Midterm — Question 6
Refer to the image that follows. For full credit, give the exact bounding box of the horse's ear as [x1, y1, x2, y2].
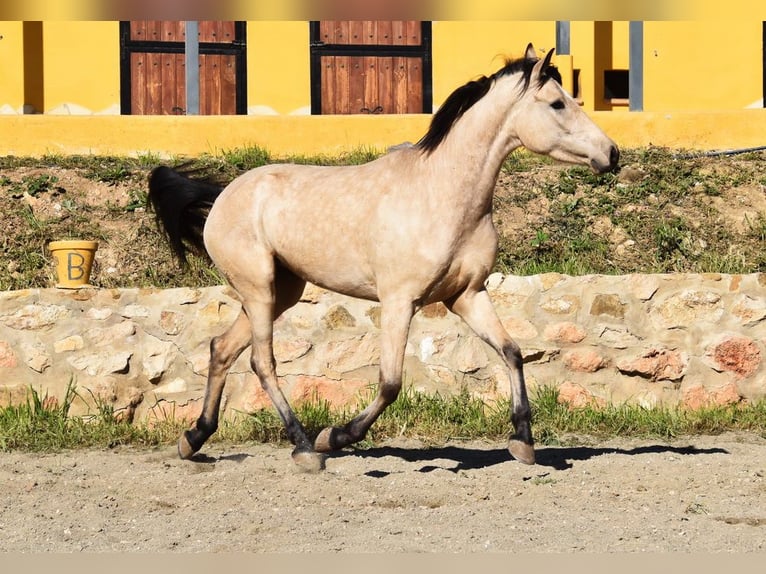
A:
[525, 43, 537, 60]
[532, 47, 556, 77]
[542, 47, 555, 68]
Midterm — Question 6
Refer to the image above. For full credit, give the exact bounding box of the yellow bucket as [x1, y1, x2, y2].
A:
[48, 240, 98, 288]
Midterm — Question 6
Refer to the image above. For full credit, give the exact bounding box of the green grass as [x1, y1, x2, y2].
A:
[2, 383, 765, 453]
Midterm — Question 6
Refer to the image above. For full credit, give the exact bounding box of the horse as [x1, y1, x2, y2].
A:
[148, 44, 619, 472]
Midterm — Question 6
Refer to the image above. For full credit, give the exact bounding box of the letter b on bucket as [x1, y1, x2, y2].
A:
[48, 240, 98, 288]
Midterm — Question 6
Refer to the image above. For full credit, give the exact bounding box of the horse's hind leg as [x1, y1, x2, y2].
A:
[445, 288, 535, 465]
[178, 310, 251, 459]
[237, 265, 324, 472]
[315, 299, 414, 452]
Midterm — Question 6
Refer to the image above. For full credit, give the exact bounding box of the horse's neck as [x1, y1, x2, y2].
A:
[425, 84, 521, 214]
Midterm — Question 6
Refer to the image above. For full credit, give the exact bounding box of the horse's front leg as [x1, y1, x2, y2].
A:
[314, 299, 414, 452]
[445, 287, 535, 465]
[178, 310, 252, 459]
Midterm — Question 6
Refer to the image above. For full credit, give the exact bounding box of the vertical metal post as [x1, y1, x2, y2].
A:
[556, 21, 570, 55]
[629, 21, 644, 111]
[185, 21, 200, 115]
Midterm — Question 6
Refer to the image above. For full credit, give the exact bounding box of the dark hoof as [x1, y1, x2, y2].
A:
[291, 447, 326, 473]
[177, 431, 197, 460]
[508, 439, 535, 465]
[313, 426, 336, 453]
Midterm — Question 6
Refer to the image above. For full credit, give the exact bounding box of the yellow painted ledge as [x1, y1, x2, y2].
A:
[1, 110, 765, 158]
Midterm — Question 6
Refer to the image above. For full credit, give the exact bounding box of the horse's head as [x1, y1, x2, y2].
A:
[512, 44, 619, 174]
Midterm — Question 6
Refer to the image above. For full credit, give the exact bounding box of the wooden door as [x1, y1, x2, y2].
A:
[310, 21, 432, 115]
[120, 21, 246, 115]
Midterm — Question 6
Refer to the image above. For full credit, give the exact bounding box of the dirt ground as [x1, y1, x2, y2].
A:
[1, 431, 765, 553]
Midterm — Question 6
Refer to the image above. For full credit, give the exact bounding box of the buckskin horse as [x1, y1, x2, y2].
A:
[148, 44, 619, 472]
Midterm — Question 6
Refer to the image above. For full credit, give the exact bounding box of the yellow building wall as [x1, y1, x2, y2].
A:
[430, 21, 554, 106]
[0, 20, 763, 117]
[246, 21, 310, 114]
[644, 21, 763, 110]
[0, 21, 26, 113]
[42, 21, 120, 114]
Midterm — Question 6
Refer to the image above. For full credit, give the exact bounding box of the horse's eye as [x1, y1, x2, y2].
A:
[550, 100, 565, 110]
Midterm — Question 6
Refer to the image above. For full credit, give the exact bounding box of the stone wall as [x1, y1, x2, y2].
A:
[1, 272, 765, 423]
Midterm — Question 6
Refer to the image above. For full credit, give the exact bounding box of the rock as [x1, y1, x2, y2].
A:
[273, 337, 312, 362]
[419, 302, 448, 319]
[159, 310, 186, 335]
[557, 381, 605, 408]
[652, 290, 723, 329]
[484, 272, 504, 290]
[563, 348, 609, 372]
[322, 304, 357, 329]
[707, 336, 761, 379]
[682, 382, 742, 409]
[86, 321, 136, 347]
[0, 341, 18, 368]
[454, 336, 489, 373]
[320, 333, 380, 375]
[120, 304, 150, 318]
[67, 351, 132, 377]
[365, 306, 382, 328]
[540, 295, 580, 315]
[85, 307, 113, 321]
[2, 304, 70, 330]
[54, 335, 84, 353]
[616, 348, 687, 381]
[289, 375, 368, 408]
[502, 316, 538, 340]
[590, 294, 626, 319]
[543, 322, 586, 344]
[141, 337, 177, 383]
[22, 340, 50, 373]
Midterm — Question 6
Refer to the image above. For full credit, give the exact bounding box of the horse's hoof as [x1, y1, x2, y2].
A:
[291, 448, 326, 473]
[313, 427, 336, 453]
[508, 439, 535, 465]
[177, 432, 197, 460]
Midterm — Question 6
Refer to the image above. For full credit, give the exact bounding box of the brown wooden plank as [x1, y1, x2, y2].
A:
[160, 52, 175, 114]
[208, 55, 222, 115]
[348, 21, 364, 45]
[363, 56, 379, 112]
[377, 56, 393, 113]
[377, 21, 393, 45]
[200, 21, 232, 43]
[361, 21, 377, 45]
[336, 56, 351, 113]
[160, 21, 183, 42]
[220, 55, 237, 114]
[130, 52, 145, 114]
[406, 21, 421, 45]
[321, 56, 337, 114]
[406, 57, 422, 112]
[145, 52, 163, 114]
[348, 56, 365, 114]
[391, 21, 406, 45]
[392, 56, 408, 114]
[130, 21, 147, 41]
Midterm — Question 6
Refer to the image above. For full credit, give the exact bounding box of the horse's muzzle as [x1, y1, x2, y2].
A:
[591, 145, 620, 174]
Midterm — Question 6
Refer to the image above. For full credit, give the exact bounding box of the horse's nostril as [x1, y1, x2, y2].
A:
[609, 145, 620, 168]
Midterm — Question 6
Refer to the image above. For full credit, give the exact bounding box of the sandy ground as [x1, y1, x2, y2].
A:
[1, 432, 765, 553]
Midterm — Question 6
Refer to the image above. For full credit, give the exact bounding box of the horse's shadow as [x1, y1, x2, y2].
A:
[334, 442, 730, 476]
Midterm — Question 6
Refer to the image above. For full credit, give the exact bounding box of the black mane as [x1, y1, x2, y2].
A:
[416, 56, 561, 154]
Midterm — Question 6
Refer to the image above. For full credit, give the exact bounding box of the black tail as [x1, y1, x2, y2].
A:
[147, 165, 226, 265]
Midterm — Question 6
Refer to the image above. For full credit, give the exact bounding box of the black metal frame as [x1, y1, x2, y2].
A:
[119, 21, 248, 115]
[763, 22, 766, 108]
[309, 21, 433, 115]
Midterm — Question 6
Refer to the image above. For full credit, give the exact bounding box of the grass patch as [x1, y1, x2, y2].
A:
[2, 384, 765, 454]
